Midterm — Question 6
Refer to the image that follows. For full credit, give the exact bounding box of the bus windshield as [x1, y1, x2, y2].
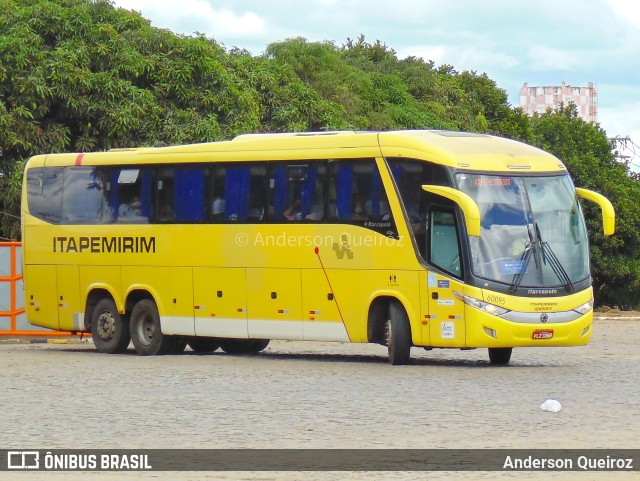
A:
[456, 173, 590, 289]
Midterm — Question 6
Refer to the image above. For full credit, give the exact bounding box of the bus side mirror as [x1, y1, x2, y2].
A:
[575, 188, 616, 236]
[421, 185, 481, 237]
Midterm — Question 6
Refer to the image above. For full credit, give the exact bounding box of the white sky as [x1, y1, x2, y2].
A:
[111, 0, 640, 165]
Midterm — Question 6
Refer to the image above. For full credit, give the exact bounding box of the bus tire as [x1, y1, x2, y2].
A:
[218, 339, 269, 354]
[129, 299, 173, 355]
[385, 301, 412, 365]
[91, 299, 130, 354]
[188, 338, 220, 353]
[488, 347, 512, 365]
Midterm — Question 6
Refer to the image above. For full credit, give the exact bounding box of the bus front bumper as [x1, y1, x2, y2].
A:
[465, 309, 593, 348]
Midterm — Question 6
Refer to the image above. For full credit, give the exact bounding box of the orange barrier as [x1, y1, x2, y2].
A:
[0, 242, 81, 337]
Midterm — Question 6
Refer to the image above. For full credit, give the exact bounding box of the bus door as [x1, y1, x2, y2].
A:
[426, 208, 466, 348]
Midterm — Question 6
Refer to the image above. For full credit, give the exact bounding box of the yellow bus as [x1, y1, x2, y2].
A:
[21, 130, 615, 364]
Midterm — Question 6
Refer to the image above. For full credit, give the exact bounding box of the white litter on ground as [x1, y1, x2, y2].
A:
[540, 399, 562, 412]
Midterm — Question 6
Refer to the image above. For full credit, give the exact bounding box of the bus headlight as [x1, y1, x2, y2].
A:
[453, 291, 509, 316]
[573, 299, 594, 315]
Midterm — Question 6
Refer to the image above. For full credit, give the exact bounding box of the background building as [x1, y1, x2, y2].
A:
[519, 81, 597, 122]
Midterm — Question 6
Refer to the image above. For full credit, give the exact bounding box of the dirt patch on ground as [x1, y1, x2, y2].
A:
[595, 307, 640, 318]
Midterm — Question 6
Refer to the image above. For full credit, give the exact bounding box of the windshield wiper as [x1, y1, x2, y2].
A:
[535, 223, 575, 293]
[508, 224, 537, 294]
[508, 241, 533, 294]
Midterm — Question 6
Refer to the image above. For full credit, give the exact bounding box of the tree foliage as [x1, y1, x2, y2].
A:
[1, 0, 638, 306]
[529, 104, 640, 308]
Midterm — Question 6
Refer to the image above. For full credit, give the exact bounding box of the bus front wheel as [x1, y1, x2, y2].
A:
[488, 347, 512, 365]
[91, 299, 130, 354]
[129, 299, 173, 355]
[385, 302, 412, 365]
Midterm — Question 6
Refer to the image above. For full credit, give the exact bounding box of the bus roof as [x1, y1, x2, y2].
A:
[378, 130, 565, 172]
[28, 130, 566, 173]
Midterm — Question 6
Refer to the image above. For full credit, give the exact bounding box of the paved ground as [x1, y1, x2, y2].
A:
[1, 316, 639, 480]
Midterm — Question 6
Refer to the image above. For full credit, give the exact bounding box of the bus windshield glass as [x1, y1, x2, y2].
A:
[456, 173, 590, 289]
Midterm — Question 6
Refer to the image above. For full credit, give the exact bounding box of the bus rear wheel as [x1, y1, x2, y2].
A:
[385, 302, 412, 365]
[129, 299, 173, 355]
[91, 299, 130, 354]
[488, 347, 512, 365]
[188, 338, 220, 353]
[218, 339, 270, 354]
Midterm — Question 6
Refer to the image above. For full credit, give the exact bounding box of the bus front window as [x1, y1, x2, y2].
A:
[456, 173, 590, 290]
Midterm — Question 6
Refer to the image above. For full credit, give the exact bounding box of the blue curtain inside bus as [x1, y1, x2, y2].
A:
[225, 167, 250, 220]
[141, 171, 152, 219]
[336, 165, 352, 220]
[174, 169, 204, 221]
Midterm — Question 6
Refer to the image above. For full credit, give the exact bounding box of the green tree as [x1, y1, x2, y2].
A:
[226, 47, 346, 132]
[0, 0, 261, 238]
[530, 104, 640, 308]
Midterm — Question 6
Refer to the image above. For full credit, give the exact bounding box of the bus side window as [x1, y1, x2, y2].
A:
[333, 164, 352, 221]
[388, 158, 451, 219]
[26, 167, 63, 224]
[268, 163, 325, 222]
[224, 164, 267, 222]
[156, 166, 206, 223]
[248, 166, 267, 221]
[210, 167, 226, 221]
[113, 168, 151, 224]
[328, 160, 397, 237]
[366, 166, 391, 221]
[301, 164, 325, 221]
[156, 167, 175, 221]
[429, 209, 461, 277]
[330, 162, 371, 221]
[329, 161, 392, 220]
[175, 168, 206, 222]
[61, 167, 111, 224]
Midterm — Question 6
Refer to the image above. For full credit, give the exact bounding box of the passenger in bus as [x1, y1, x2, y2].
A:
[408, 210, 422, 231]
[327, 203, 338, 220]
[211, 196, 225, 220]
[158, 204, 174, 220]
[118, 196, 146, 222]
[246, 193, 264, 221]
[352, 195, 367, 220]
[365, 199, 391, 220]
[380, 201, 391, 220]
[248, 205, 263, 221]
[305, 202, 324, 221]
[284, 199, 302, 220]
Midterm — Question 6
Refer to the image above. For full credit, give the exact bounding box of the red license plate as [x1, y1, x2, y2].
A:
[532, 329, 554, 340]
